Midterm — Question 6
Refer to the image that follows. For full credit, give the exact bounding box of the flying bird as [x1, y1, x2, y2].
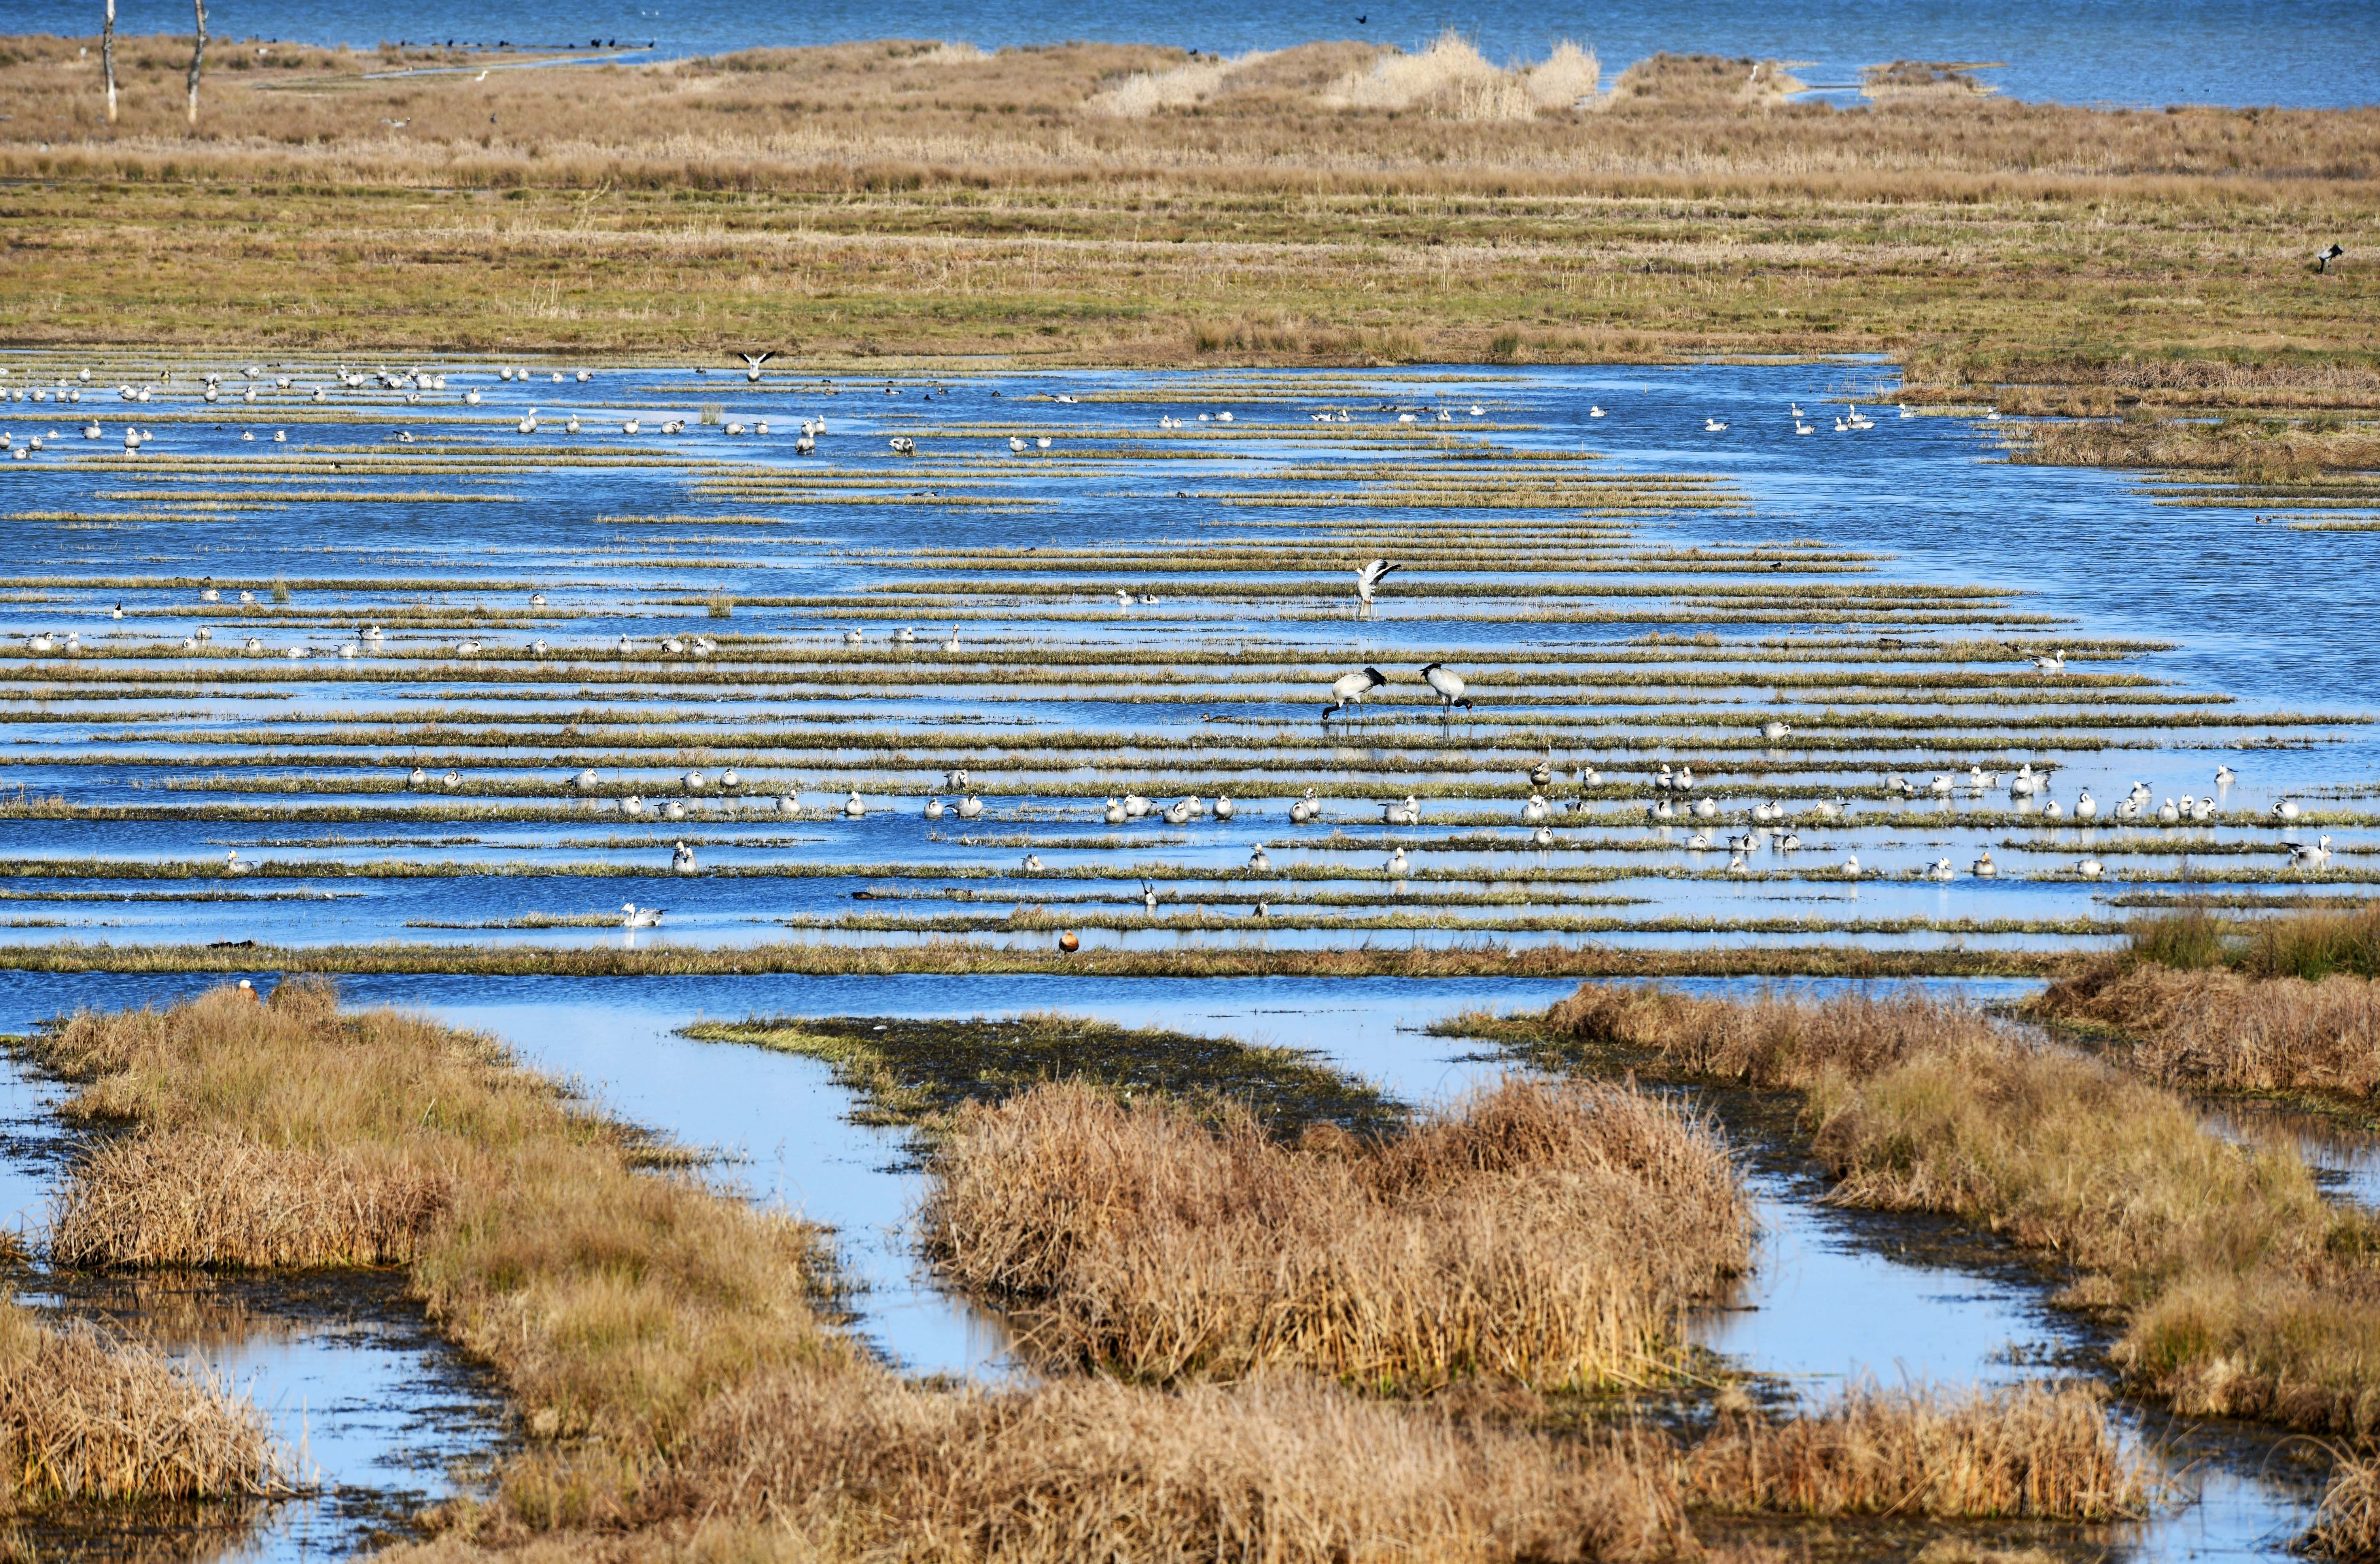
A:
[2316, 243, 2344, 272]
[741, 352, 774, 381]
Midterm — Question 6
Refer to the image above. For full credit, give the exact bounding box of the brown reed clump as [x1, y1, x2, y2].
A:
[1531, 982, 2380, 1434]
[1545, 983, 2005, 1088]
[49, 1130, 445, 1269]
[2030, 959, 2380, 1100]
[0, 1295, 288, 1507]
[29, 979, 851, 1450]
[1682, 1382, 2145, 1520]
[923, 1078, 1750, 1388]
[2299, 1447, 2380, 1560]
[652, 1365, 1688, 1564]
[1807, 1029, 2332, 1290]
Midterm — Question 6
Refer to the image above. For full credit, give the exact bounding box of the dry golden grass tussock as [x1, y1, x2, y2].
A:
[2299, 1447, 2380, 1560]
[30, 980, 851, 1450]
[1315, 33, 1595, 120]
[50, 1130, 443, 1269]
[923, 1077, 1750, 1388]
[0, 1296, 288, 1509]
[1682, 1382, 2146, 1520]
[656, 1367, 1687, 1564]
[1546, 983, 2006, 1089]
[2031, 960, 2380, 1099]
[1806, 1030, 2330, 1289]
[1087, 49, 1279, 117]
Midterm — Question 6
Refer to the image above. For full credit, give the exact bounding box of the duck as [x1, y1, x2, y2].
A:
[894, 627, 916, 645]
[845, 790, 867, 819]
[1122, 793, 1150, 818]
[1705, 418, 1728, 432]
[529, 592, 547, 608]
[1249, 844, 1271, 872]
[2011, 764, 2038, 797]
[1529, 754, 1554, 789]
[682, 770, 707, 792]
[1163, 797, 1198, 826]
[1387, 846, 1409, 878]
[575, 769, 600, 791]
[621, 903, 664, 929]
[2215, 764, 2237, 787]
[442, 770, 462, 790]
[1104, 797, 1126, 824]
[1589, 405, 1605, 418]
[1210, 794, 1235, 821]
[1022, 854, 1044, 872]
[1289, 789, 1320, 824]
[2275, 799, 2302, 821]
[2287, 835, 2334, 869]
[408, 766, 428, 789]
[1523, 794, 1550, 823]
[1686, 829, 1713, 850]
[1841, 854, 1860, 878]
[719, 770, 740, 791]
[223, 850, 250, 877]
[2078, 858, 2103, 879]
[1694, 796, 1719, 820]
[2075, 789, 2098, 820]
[778, 793, 801, 816]
[844, 629, 864, 646]
[942, 628, 962, 653]
[1930, 858, 1956, 882]
[957, 794, 984, 820]
[925, 796, 946, 820]
[1142, 880, 1160, 914]
[2043, 799, 2065, 819]
[672, 841, 698, 874]
[1385, 795, 1421, 826]
[1727, 853, 1748, 874]
[1972, 850, 1997, 878]
[1761, 720, 1792, 742]
[2032, 649, 2066, 673]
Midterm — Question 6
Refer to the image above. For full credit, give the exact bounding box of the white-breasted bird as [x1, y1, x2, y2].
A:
[1420, 662, 1470, 711]
[672, 841, 697, 874]
[1355, 559, 1398, 616]
[846, 790, 867, 818]
[622, 903, 664, 928]
[1324, 667, 1387, 721]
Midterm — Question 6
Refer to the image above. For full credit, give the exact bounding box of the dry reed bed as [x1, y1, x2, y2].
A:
[925, 1079, 1750, 1387]
[1533, 986, 2380, 1434]
[0, 1296, 290, 1511]
[2301, 1447, 2380, 1560]
[36, 981, 2147, 1559]
[1680, 1383, 2144, 1520]
[2030, 961, 2380, 1100]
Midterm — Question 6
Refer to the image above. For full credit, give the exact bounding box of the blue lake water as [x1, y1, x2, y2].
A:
[11, 0, 2376, 108]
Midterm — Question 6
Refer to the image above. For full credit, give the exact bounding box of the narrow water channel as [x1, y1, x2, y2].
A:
[0, 969, 2358, 1561]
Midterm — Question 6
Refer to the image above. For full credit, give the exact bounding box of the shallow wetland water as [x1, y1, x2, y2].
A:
[0, 358, 2374, 1559]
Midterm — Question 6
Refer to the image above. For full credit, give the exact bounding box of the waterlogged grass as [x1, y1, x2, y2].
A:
[683, 1013, 1403, 1141]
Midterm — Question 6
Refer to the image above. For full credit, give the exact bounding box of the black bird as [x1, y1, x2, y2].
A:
[1355, 13, 1367, 21]
[2316, 243, 2345, 272]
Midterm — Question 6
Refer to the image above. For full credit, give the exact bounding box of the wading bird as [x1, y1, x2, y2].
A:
[1323, 666, 1386, 721]
[2316, 243, 2345, 272]
[1355, 559, 1398, 617]
[1420, 662, 1470, 712]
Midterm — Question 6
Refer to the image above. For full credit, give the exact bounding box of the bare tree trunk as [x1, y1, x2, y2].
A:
[102, 0, 117, 123]
[185, 0, 206, 126]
